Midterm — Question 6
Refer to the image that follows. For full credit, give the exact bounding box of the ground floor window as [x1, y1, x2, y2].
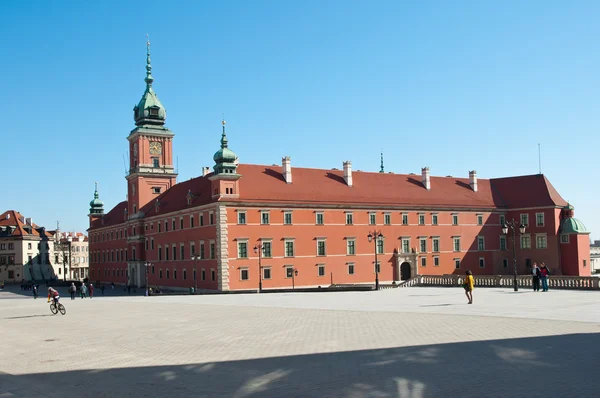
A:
[240, 268, 249, 281]
[263, 267, 271, 280]
[318, 265, 325, 276]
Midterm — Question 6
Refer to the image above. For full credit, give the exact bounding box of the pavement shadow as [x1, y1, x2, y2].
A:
[4, 314, 54, 320]
[0, 333, 598, 398]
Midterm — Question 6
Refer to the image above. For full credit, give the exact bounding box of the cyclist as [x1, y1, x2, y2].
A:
[47, 287, 60, 304]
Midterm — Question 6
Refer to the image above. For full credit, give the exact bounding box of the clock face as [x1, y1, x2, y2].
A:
[149, 142, 162, 155]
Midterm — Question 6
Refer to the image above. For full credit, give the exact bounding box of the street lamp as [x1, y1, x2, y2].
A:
[191, 255, 200, 293]
[64, 235, 72, 282]
[502, 220, 526, 292]
[144, 262, 151, 296]
[367, 230, 384, 291]
[254, 244, 263, 293]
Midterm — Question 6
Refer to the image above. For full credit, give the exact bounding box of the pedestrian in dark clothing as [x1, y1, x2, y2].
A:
[101, 285, 105, 295]
[69, 283, 76, 300]
[532, 262, 541, 291]
[33, 285, 38, 299]
[89, 283, 94, 298]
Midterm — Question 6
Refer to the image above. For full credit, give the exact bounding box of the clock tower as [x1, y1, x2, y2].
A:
[126, 39, 177, 216]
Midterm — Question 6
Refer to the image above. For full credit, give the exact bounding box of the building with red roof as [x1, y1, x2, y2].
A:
[88, 43, 591, 291]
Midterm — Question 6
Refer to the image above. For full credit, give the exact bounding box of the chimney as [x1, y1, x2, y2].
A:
[282, 156, 292, 184]
[421, 167, 431, 190]
[202, 166, 211, 176]
[469, 170, 478, 192]
[343, 161, 353, 187]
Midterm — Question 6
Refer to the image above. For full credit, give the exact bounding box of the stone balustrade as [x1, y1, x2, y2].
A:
[401, 274, 600, 290]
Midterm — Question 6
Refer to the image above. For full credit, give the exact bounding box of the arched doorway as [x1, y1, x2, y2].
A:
[400, 262, 411, 280]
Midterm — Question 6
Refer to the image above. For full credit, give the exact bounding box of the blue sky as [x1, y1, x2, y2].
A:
[1, 0, 598, 240]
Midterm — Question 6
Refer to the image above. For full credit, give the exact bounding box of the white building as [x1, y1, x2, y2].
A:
[591, 240, 600, 274]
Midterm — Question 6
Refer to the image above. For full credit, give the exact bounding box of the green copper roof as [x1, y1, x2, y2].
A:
[213, 121, 237, 163]
[133, 39, 166, 126]
[560, 217, 588, 234]
[89, 183, 104, 215]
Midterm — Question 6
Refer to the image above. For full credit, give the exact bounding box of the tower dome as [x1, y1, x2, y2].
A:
[89, 183, 104, 215]
[133, 37, 166, 126]
[212, 120, 238, 174]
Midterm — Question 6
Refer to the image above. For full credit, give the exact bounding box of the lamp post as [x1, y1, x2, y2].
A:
[254, 244, 263, 293]
[291, 268, 298, 290]
[144, 262, 151, 296]
[367, 230, 384, 291]
[191, 255, 200, 293]
[65, 235, 72, 281]
[502, 220, 526, 292]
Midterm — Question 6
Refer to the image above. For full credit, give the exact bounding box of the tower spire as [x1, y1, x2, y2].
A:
[145, 34, 153, 87]
[221, 119, 228, 149]
[379, 151, 384, 173]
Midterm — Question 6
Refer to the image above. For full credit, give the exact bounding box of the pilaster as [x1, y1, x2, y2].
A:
[216, 205, 230, 291]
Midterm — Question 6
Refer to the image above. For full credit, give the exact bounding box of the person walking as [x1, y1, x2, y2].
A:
[101, 285, 105, 295]
[532, 262, 541, 292]
[88, 283, 94, 299]
[80, 283, 87, 299]
[69, 283, 76, 300]
[540, 262, 550, 292]
[32, 284, 38, 299]
[463, 270, 474, 304]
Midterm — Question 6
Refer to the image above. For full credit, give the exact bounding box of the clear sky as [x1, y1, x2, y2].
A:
[1, 0, 598, 240]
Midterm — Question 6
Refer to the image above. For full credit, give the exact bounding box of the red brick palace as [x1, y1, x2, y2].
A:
[88, 44, 591, 291]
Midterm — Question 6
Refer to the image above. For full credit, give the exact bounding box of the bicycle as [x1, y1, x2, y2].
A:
[49, 301, 66, 315]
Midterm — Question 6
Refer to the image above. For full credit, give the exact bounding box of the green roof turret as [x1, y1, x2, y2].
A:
[213, 120, 238, 174]
[89, 182, 104, 215]
[133, 36, 166, 126]
[380, 152, 385, 173]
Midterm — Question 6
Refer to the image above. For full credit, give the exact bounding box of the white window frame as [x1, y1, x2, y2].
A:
[284, 239, 295, 257]
[237, 211, 247, 225]
[520, 234, 531, 249]
[536, 212, 545, 227]
[477, 214, 483, 226]
[262, 266, 271, 280]
[419, 238, 427, 253]
[261, 239, 273, 258]
[433, 256, 440, 267]
[261, 211, 270, 225]
[285, 266, 294, 278]
[477, 236, 485, 251]
[452, 213, 459, 226]
[315, 212, 324, 225]
[560, 234, 569, 244]
[345, 212, 353, 225]
[453, 237, 461, 252]
[384, 213, 391, 225]
[402, 213, 409, 225]
[316, 238, 327, 256]
[284, 211, 293, 225]
[317, 264, 326, 277]
[418, 213, 425, 225]
[536, 234, 548, 249]
[420, 257, 426, 267]
[432, 237, 440, 253]
[431, 213, 438, 226]
[347, 262, 355, 275]
[346, 238, 356, 255]
[401, 238, 411, 254]
[369, 212, 376, 225]
[520, 213, 529, 227]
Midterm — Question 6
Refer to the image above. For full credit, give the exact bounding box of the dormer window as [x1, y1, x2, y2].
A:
[153, 187, 161, 194]
[149, 107, 159, 116]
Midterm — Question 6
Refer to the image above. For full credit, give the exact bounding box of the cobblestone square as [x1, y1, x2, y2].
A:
[1, 286, 599, 397]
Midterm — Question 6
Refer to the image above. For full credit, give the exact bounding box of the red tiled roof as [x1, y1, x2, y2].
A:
[88, 201, 127, 230]
[90, 165, 568, 230]
[487, 174, 567, 208]
[0, 210, 53, 238]
[233, 164, 503, 208]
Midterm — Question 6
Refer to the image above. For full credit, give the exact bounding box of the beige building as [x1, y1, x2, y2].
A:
[54, 231, 89, 281]
[0, 210, 56, 282]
